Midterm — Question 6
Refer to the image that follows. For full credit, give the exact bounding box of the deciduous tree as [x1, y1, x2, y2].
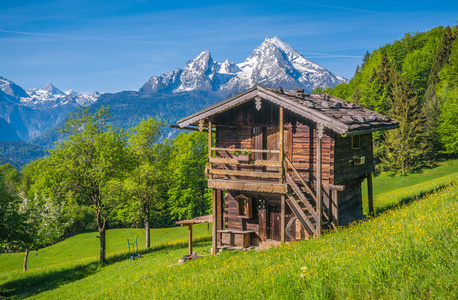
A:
[0, 172, 24, 255]
[121, 117, 171, 248]
[168, 132, 211, 221]
[49, 106, 130, 264]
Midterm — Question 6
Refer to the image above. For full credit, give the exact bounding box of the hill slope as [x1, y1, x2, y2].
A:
[0, 141, 47, 169]
[1, 169, 457, 299]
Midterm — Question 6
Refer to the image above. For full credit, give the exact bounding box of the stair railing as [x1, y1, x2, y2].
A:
[283, 156, 317, 202]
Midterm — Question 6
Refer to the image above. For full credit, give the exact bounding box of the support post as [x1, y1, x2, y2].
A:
[279, 107, 285, 243]
[316, 123, 323, 237]
[281, 195, 285, 243]
[216, 189, 223, 246]
[279, 107, 284, 183]
[208, 118, 213, 179]
[188, 224, 193, 256]
[332, 189, 339, 226]
[367, 172, 374, 216]
[212, 189, 217, 255]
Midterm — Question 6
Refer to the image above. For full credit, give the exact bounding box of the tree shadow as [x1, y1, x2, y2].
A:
[1, 236, 211, 299]
[1, 263, 101, 299]
[374, 183, 453, 215]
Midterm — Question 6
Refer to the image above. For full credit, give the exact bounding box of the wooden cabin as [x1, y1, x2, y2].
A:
[176, 85, 398, 254]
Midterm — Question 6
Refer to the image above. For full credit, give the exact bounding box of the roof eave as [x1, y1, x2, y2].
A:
[342, 123, 399, 137]
[176, 85, 258, 127]
[176, 85, 398, 136]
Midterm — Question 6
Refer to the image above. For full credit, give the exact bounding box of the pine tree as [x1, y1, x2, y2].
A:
[378, 52, 392, 86]
[420, 86, 443, 158]
[376, 52, 393, 113]
[381, 72, 426, 174]
[362, 51, 370, 67]
[427, 26, 454, 88]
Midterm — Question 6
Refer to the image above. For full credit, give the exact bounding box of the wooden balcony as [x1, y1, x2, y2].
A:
[206, 148, 287, 194]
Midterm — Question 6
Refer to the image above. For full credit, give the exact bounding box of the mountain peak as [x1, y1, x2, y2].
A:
[43, 82, 54, 91]
[140, 36, 346, 94]
[0, 76, 29, 101]
[198, 50, 211, 57]
[43, 82, 64, 95]
[184, 50, 213, 72]
[261, 36, 298, 54]
[176, 50, 216, 92]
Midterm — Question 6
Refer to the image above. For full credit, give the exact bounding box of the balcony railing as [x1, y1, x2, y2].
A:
[206, 147, 287, 193]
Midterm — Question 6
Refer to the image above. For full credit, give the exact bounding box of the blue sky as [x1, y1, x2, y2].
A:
[1, 0, 457, 93]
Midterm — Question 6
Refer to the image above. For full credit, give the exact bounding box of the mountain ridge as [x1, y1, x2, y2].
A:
[1, 36, 347, 149]
[140, 36, 346, 96]
[0, 78, 100, 141]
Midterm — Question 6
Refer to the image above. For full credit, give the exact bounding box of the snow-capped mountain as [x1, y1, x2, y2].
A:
[23, 82, 99, 107]
[0, 77, 100, 141]
[0, 76, 29, 103]
[140, 36, 347, 95]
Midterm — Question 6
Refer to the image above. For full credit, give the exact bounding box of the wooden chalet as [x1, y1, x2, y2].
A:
[176, 85, 398, 254]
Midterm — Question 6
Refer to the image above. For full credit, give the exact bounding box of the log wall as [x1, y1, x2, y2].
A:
[336, 177, 365, 226]
[334, 133, 374, 184]
[224, 192, 261, 244]
[285, 122, 335, 185]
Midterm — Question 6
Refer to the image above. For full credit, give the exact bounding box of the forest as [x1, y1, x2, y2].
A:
[323, 25, 458, 174]
[1, 25, 457, 265]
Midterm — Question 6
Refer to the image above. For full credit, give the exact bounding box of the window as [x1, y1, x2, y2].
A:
[235, 194, 252, 218]
[351, 135, 360, 149]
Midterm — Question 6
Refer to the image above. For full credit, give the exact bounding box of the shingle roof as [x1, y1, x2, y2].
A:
[177, 85, 398, 136]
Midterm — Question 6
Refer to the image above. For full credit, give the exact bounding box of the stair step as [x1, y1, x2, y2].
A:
[285, 194, 316, 236]
[285, 174, 317, 220]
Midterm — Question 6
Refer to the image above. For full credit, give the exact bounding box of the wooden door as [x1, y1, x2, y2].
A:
[269, 212, 281, 241]
[269, 212, 295, 241]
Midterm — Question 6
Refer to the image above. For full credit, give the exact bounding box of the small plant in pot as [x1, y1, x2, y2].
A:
[230, 147, 252, 162]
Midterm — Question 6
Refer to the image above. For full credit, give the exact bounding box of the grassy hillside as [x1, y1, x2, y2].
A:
[9, 177, 457, 299]
[1, 164, 457, 299]
[361, 158, 458, 215]
[363, 158, 458, 196]
[0, 223, 211, 275]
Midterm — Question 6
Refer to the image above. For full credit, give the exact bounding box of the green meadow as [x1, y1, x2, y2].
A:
[1, 160, 457, 299]
[362, 158, 458, 196]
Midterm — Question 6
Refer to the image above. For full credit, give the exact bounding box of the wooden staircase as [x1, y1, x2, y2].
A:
[285, 173, 317, 236]
[284, 157, 325, 237]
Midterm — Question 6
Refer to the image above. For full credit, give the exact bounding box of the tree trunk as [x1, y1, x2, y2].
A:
[99, 226, 106, 264]
[145, 202, 150, 248]
[23, 249, 29, 272]
[95, 202, 107, 264]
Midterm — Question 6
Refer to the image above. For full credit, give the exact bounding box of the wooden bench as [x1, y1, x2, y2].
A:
[218, 230, 253, 248]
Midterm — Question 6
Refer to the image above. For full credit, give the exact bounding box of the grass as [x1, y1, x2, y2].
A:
[362, 158, 458, 196]
[0, 223, 212, 299]
[1, 240, 212, 299]
[362, 172, 458, 215]
[361, 158, 458, 215]
[17, 179, 458, 300]
[0, 223, 211, 274]
[1, 161, 457, 299]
